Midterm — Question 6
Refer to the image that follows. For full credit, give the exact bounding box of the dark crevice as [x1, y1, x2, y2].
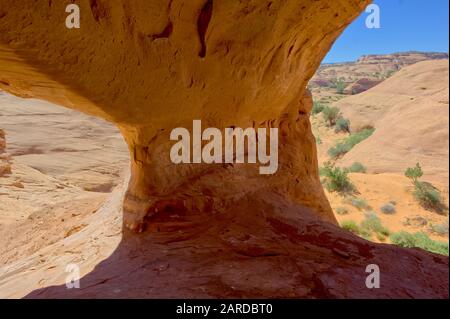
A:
[89, 0, 109, 22]
[89, 0, 101, 21]
[150, 21, 173, 40]
[197, 0, 213, 58]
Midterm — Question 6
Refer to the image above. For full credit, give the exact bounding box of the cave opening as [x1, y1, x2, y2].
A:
[0, 0, 447, 299]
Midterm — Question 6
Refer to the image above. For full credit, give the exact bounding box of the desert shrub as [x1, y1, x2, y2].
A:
[334, 117, 350, 133]
[361, 212, 390, 236]
[344, 127, 375, 146]
[390, 231, 416, 248]
[335, 207, 349, 215]
[332, 78, 347, 94]
[404, 163, 447, 213]
[311, 102, 326, 115]
[430, 221, 449, 236]
[405, 163, 423, 183]
[327, 143, 351, 158]
[385, 70, 396, 78]
[322, 106, 341, 126]
[403, 215, 428, 227]
[328, 128, 375, 158]
[380, 203, 396, 215]
[390, 231, 449, 256]
[376, 233, 387, 242]
[341, 220, 360, 234]
[413, 181, 446, 213]
[346, 162, 367, 173]
[352, 198, 370, 210]
[315, 135, 322, 145]
[341, 219, 371, 240]
[320, 162, 355, 193]
[344, 197, 370, 211]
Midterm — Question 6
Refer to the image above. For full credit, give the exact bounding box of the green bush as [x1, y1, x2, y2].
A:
[404, 163, 447, 213]
[341, 213, 392, 242]
[344, 127, 375, 146]
[320, 162, 355, 193]
[376, 232, 387, 242]
[390, 231, 416, 247]
[413, 181, 446, 213]
[352, 198, 370, 210]
[344, 197, 370, 210]
[341, 220, 360, 234]
[380, 203, 396, 215]
[430, 221, 449, 236]
[334, 118, 350, 133]
[327, 143, 351, 158]
[405, 163, 423, 183]
[322, 106, 341, 127]
[340, 218, 374, 240]
[385, 70, 396, 78]
[328, 128, 375, 158]
[312, 102, 326, 115]
[361, 212, 390, 237]
[346, 162, 367, 173]
[332, 78, 347, 94]
[315, 135, 322, 145]
[335, 207, 349, 215]
[390, 231, 449, 256]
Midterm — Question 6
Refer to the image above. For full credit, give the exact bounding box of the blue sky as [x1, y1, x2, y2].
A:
[323, 0, 449, 64]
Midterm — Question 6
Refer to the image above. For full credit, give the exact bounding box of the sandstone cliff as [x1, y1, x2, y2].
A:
[0, 1, 448, 298]
[0, 0, 374, 229]
[310, 51, 449, 94]
[343, 78, 383, 95]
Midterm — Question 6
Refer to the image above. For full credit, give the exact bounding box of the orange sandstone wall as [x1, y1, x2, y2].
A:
[0, 0, 371, 229]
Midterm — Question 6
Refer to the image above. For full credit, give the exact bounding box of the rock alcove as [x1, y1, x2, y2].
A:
[0, 0, 448, 298]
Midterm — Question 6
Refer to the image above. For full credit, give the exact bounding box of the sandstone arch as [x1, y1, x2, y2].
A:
[0, 1, 448, 298]
[0, 0, 370, 230]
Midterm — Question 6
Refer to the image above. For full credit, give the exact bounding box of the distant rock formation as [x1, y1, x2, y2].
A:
[356, 51, 449, 65]
[343, 78, 383, 95]
[310, 51, 449, 91]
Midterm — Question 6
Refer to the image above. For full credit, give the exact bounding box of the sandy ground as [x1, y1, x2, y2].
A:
[310, 61, 449, 244]
[312, 118, 449, 243]
[0, 91, 128, 271]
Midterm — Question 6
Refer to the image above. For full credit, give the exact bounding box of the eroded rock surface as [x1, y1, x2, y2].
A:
[343, 78, 383, 95]
[0, 0, 375, 228]
[0, 0, 448, 298]
[0, 127, 11, 176]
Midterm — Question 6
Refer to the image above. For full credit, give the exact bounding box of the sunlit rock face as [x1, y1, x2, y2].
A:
[0, 0, 372, 229]
[1, 1, 449, 299]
